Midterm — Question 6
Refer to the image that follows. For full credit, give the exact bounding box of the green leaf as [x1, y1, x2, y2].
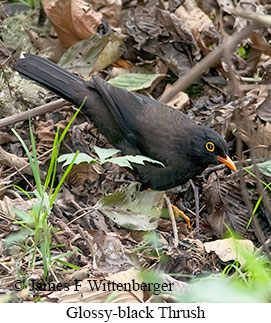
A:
[96, 183, 164, 231]
[12, 126, 43, 196]
[105, 156, 133, 169]
[13, 207, 34, 226]
[112, 155, 164, 167]
[238, 45, 250, 60]
[106, 155, 164, 169]
[54, 258, 80, 270]
[58, 153, 96, 167]
[4, 228, 32, 247]
[251, 160, 271, 177]
[93, 146, 120, 163]
[108, 73, 164, 91]
[52, 151, 80, 206]
[178, 276, 265, 302]
[58, 147, 165, 170]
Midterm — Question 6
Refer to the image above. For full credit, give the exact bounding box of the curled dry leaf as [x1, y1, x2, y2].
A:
[204, 238, 255, 266]
[42, 0, 103, 48]
[249, 32, 271, 56]
[0, 146, 33, 176]
[0, 131, 18, 145]
[35, 119, 56, 155]
[92, 231, 133, 274]
[0, 196, 37, 219]
[92, 0, 122, 27]
[124, 6, 200, 77]
[175, 0, 220, 54]
[231, 89, 271, 159]
[65, 162, 102, 187]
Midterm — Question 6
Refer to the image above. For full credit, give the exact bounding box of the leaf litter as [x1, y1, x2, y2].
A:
[0, 0, 271, 303]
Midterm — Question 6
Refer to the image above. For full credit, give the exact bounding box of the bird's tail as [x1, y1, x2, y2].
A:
[13, 53, 88, 107]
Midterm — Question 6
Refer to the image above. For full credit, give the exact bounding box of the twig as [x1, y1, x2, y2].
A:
[164, 194, 178, 248]
[230, 8, 271, 28]
[0, 99, 68, 129]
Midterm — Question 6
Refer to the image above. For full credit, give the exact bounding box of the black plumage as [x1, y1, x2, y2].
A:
[13, 53, 235, 190]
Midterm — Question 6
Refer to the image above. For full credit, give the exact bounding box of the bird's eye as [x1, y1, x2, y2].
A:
[205, 141, 215, 152]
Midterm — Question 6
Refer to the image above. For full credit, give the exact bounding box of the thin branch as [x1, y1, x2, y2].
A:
[0, 99, 68, 129]
[164, 194, 179, 248]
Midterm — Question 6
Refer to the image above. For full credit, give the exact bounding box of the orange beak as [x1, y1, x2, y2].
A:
[217, 155, 236, 171]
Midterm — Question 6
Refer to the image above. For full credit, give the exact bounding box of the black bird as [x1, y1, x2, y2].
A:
[13, 53, 236, 192]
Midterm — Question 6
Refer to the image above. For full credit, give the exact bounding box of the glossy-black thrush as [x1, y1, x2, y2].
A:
[13, 54, 236, 192]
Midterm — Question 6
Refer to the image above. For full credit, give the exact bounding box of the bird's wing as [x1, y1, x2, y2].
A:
[91, 75, 143, 140]
[90, 75, 193, 165]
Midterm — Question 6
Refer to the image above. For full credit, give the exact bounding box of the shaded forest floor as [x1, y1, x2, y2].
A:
[0, 0, 271, 303]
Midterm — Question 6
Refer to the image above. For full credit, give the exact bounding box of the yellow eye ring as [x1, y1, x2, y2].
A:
[206, 142, 215, 152]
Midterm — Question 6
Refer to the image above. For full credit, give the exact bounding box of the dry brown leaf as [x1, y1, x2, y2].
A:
[92, 231, 133, 274]
[92, 36, 124, 73]
[0, 180, 12, 199]
[35, 118, 70, 155]
[0, 131, 18, 145]
[250, 122, 271, 158]
[175, 0, 220, 54]
[124, 6, 200, 77]
[214, 88, 271, 159]
[0, 146, 33, 176]
[249, 32, 271, 56]
[203, 172, 252, 236]
[64, 162, 102, 187]
[158, 218, 188, 235]
[204, 238, 255, 266]
[0, 196, 37, 218]
[112, 59, 134, 69]
[48, 268, 144, 303]
[92, 0, 121, 27]
[25, 29, 65, 62]
[229, 89, 271, 159]
[42, 0, 103, 48]
[35, 119, 56, 154]
[0, 196, 17, 218]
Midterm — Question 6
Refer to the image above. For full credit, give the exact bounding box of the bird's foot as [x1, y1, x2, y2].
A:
[171, 204, 191, 229]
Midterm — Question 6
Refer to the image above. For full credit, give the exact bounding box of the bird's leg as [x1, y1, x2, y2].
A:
[171, 205, 191, 229]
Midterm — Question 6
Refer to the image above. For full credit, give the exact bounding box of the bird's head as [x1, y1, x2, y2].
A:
[188, 126, 236, 172]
